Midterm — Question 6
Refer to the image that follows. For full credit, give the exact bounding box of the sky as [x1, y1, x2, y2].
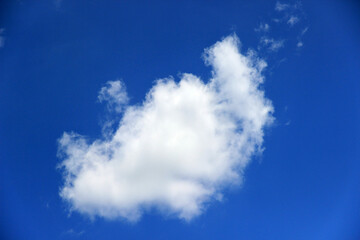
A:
[0, 0, 360, 239]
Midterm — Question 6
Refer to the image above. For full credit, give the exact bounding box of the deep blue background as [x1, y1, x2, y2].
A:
[0, 0, 359, 239]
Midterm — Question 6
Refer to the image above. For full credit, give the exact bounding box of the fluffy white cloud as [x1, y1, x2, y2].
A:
[58, 35, 274, 222]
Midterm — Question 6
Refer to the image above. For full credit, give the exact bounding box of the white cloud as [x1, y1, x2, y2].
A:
[260, 37, 284, 52]
[287, 16, 299, 26]
[58, 35, 274, 222]
[297, 41, 303, 48]
[98, 80, 128, 113]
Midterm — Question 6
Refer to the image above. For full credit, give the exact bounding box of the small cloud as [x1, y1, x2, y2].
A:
[63, 229, 85, 238]
[268, 40, 284, 52]
[287, 16, 299, 26]
[275, 1, 290, 11]
[301, 27, 309, 35]
[98, 80, 129, 112]
[297, 27, 309, 48]
[261, 37, 284, 52]
[272, 18, 281, 23]
[255, 23, 270, 33]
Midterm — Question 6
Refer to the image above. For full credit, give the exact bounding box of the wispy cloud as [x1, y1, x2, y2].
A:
[301, 27, 309, 35]
[61, 229, 85, 238]
[287, 16, 299, 26]
[275, 1, 304, 27]
[58, 35, 274, 222]
[98, 80, 129, 113]
[297, 27, 309, 48]
[260, 37, 285, 52]
[255, 23, 270, 33]
[275, 1, 290, 11]
[256, 1, 308, 51]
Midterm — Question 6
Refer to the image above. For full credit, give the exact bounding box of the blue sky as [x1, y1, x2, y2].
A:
[1, 0, 360, 239]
